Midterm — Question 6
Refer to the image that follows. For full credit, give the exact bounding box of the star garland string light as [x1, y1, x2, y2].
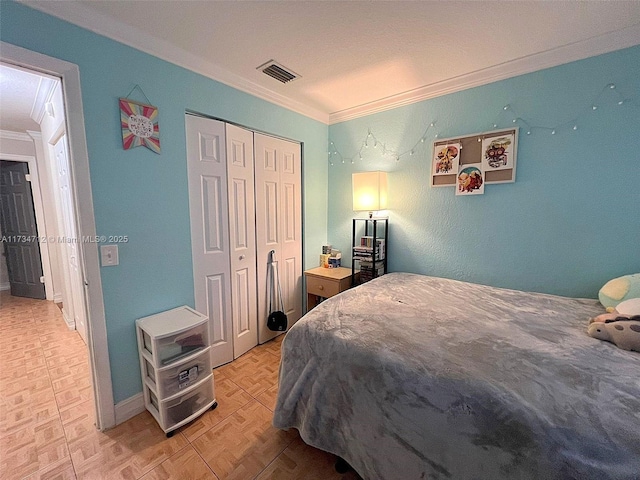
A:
[495, 83, 632, 137]
[328, 82, 636, 166]
[328, 122, 438, 166]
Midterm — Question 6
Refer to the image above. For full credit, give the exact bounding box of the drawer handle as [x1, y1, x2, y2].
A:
[318, 285, 324, 290]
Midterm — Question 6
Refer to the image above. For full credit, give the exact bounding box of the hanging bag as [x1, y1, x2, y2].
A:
[267, 250, 288, 331]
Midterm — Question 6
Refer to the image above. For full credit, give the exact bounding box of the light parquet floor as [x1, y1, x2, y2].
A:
[0, 292, 361, 480]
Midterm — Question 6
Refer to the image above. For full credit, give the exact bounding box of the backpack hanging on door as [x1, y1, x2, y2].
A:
[267, 250, 288, 331]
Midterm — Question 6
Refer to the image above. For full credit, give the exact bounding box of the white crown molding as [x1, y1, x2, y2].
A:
[21, 1, 330, 124]
[26, 130, 42, 139]
[21, 2, 640, 126]
[30, 75, 58, 124]
[0, 129, 33, 142]
[329, 22, 640, 124]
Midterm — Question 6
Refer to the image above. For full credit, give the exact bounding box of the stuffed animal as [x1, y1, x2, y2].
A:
[616, 298, 640, 316]
[599, 273, 640, 312]
[590, 298, 640, 324]
[588, 316, 640, 352]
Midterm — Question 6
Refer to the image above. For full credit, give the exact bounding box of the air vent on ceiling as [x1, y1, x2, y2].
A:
[257, 60, 300, 84]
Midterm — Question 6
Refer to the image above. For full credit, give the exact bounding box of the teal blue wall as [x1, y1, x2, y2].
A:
[329, 46, 640, 299]
[1, 2, 328, 403]
[3, 0, 638, 405]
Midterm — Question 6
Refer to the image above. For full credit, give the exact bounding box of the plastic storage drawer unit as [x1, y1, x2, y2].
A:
[146, 374, 215, 433]
[136, 306, 217, 437]
[137, 306, 209, 367]
[143, 348, 212, 398]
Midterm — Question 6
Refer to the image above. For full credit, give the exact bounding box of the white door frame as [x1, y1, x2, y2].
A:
[1, 41, 115, 430]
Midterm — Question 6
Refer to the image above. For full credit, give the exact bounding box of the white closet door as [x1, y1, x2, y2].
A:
[225, 123, 258, 358]
[185, 115, 233, 367]
[254, 133, 302, 344]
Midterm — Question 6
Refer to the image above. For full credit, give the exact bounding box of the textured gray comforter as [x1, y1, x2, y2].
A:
[273, 273, 640, 480]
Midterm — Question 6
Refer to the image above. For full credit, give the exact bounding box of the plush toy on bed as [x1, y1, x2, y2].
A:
[588, 274, 640, 352]
[588, 315, 640, 352]
[598, 273, 640, 312]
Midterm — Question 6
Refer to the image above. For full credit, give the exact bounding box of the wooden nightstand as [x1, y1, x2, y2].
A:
[304, 267, 359, 312]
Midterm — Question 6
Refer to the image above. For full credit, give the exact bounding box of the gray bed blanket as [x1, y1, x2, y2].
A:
[273, 273, 640, 480]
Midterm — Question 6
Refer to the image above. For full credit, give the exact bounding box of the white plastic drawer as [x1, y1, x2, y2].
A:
[144, 321, 209, 367]
[161, 375, 214, 429]
[145, 349, 211, 398]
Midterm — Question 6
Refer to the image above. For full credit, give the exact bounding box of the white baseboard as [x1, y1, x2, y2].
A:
[115, 392, 145, 425]
[0, 282, 10, 291]
[53, 292, 63, 303]
[61, 309, 75, 330]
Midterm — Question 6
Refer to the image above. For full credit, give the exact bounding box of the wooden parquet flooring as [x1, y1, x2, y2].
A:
[0, 292, 361, 479]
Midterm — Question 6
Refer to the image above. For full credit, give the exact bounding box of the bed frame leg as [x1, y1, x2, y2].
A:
[335, 457, 352, 474]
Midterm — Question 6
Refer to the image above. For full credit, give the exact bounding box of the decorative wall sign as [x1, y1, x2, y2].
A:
[433, 142, 461, 175]
[481, 134, 513, 171]
[119, 98, 160, 154]
[456, 164, 484, 195]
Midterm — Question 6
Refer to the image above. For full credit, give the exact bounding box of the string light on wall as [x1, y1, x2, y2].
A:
[328, 122, 438, 165]
[328, 81, 635, 166]
[496, 83, 632, 137]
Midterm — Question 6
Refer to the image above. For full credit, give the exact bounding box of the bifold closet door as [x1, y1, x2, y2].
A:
[225, 123, 258, 359]
[254, 133, 302, 344]
[185, 115, 233, 368]
[186, 115, 302, 363]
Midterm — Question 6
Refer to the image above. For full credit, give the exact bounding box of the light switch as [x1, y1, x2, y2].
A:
[100, 245, 119, 266]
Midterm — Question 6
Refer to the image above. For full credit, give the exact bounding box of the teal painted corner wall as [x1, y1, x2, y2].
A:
[328, 46, 640, 299]
[1, 2, 328, 403]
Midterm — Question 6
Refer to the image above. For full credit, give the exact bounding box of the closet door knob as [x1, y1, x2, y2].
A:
[239, 255, 245, 260]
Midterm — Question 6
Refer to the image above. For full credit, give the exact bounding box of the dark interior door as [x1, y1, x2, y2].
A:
[0, 160, 46, 299]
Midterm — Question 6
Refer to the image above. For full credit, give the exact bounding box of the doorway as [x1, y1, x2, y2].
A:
[0, 160, 46, 299]
[0, 64, 87, 341]
[1, 42, 115, 429]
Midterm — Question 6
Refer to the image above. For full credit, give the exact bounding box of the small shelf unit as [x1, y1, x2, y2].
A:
[351, 217, 388, 285]
[136, 306, 217, 437]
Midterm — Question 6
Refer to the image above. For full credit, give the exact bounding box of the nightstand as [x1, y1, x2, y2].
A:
[304, 266, 359, 312]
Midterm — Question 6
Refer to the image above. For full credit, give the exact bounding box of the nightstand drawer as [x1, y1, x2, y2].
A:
[306, 275, 341, 298]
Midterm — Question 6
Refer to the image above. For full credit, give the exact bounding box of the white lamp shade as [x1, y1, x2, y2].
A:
[352, 171, 388, 212]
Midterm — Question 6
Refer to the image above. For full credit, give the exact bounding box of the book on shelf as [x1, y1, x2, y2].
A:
[360, 267, 385, 282]
[360, 236, 386, 249]
[353, 255, 384, 262]
[354, 237, 385, 260]
[358, 259, 384, 268]
[358, 258, 385, 282]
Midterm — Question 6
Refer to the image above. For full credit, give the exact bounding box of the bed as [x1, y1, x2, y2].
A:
[273, 273, 640, 480]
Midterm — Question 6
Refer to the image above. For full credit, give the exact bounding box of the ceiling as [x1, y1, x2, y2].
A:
[0, 63, 44, 131]
[18, 1, 640, 123]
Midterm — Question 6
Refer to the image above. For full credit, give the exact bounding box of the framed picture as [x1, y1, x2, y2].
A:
[119, 98, 160, 154]
[432, 142, 461, 175]
[456, 163, 485, 195]
[481, 134, 514, 171]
